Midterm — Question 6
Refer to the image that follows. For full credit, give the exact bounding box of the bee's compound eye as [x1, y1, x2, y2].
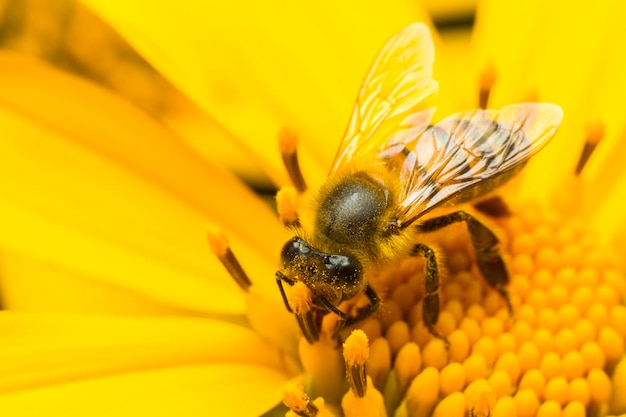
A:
[325, 255, 361, 286]
[280, 237, 309, 265]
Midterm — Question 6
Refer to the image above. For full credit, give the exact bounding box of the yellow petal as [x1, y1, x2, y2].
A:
[0, 98, 281, 313]
[0, 250, 216, 315]
[0, 0, 271, 183]
[0, 311, 286, 393]
[473, 1, 626, 202]
[81, 0, 432, 189]
[0, 363, 287, 416]
[436, 27, 474, 116]
[0, 51, 284, 258]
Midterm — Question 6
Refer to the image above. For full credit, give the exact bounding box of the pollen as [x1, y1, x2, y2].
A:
[343, 329, 370, 398]
[276, 186, 301, 227]
[293, 199, 625, 416]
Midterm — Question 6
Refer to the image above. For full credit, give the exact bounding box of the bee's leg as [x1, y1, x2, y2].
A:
[275, 271, 294, 313]
[411, 243, 449, 347]
[318, 297, 348, 339]
[417, 211, 513, 315]
[328, 286, 380, 339]
[345, 285, 381, 327]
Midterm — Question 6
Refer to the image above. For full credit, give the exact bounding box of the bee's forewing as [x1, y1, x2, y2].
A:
[389, 103, 563, 223]
[329, 23, 438, 173]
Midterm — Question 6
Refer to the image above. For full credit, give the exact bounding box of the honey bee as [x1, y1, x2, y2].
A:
[275, 23, 562, 343]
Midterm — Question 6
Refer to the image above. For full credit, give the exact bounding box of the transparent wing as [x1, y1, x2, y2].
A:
[329, 23, 438, 173]
[383, 103, 563, 224]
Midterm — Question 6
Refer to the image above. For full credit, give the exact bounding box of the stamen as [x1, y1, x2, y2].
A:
[610, 357, 626, 413]
[279, 127, 308, 193]
[343, 329, 370, 397]
[368, 337, 391, 391]
[341, 332, 387, 417]
[492, 396, 517, 416]
[518, 369, 546, 396]
[206, 227, 252, 291]
[513, 389, 539, 417]
[432, 392, 466, 416]
[299, 337, 346, 404]
[478, 63, 496, 109]
[464, 379, 496, 417]
[393, 342, 422, 394]
[575, 121, 604, 175]
[341, 376, 387, 417]
[283, 382, 319, 417]
[405, 367, 439, 417]
[276, 186, 301, 227]
[288, 282, 319, 343]
[439, 362, 466, 396]
[587, 369, 611, 404]
[543, 376, 568, 405]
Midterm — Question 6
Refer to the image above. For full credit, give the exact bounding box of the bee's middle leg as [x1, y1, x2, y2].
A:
[411, 243, 449, 346]
[417, 210, 512, 315]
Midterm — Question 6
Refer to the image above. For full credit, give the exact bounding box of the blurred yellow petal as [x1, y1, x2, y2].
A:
[0, 0, 272, 184]
[0, 51, 283, 258]
[0, 250, 204, 315]
[0, 92, 279, 313]
[473, 0, 626, 203]
[0, 311, 285, 393]
[0, 363, 286, 416]
[435, 27, 474, 115]
[81, 0, 432, 190]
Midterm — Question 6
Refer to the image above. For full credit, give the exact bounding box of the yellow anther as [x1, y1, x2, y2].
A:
[276, 186, 300, 227]
[343, 330, 370, 398]
[207, 226, 252, 291]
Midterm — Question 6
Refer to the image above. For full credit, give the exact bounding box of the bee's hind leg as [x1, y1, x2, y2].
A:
[411, 243, 449, 347]
[417, 211, 513, 315]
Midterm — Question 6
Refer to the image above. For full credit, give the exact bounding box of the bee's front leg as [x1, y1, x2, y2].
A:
[329, 286, 381, 340]
[276, 271, 294, 313]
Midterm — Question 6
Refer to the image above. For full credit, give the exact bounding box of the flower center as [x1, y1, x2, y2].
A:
[289, 198, 626, 417]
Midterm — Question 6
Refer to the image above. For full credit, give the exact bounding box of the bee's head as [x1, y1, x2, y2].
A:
[279, 237, 363, 306]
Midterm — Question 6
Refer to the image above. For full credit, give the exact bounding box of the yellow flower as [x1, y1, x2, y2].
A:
[0, 1, 625, 417]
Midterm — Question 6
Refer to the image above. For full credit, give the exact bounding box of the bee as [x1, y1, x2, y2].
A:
[275, 23, 562, 343]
